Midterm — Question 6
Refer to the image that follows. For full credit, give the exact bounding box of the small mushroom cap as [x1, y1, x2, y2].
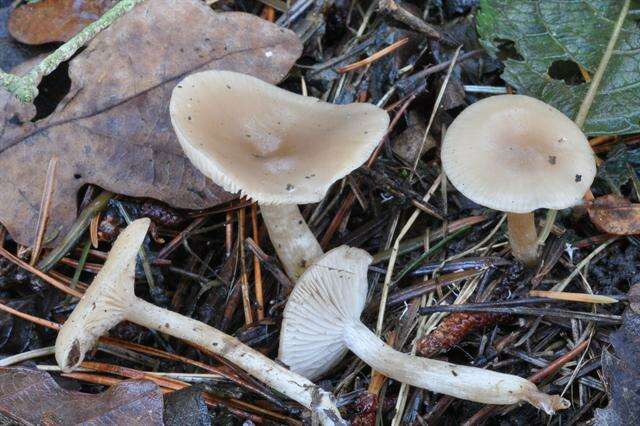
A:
[278, 245, 372, 380]
[55, 218, 150, 371]
[170, 71, 390, 204]
[441, 95, 596, 213]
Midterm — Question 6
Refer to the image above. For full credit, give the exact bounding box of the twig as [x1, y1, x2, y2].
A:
[89, 213, 100, 248]
[0, 0, 146, 103]
[0, 246, 82, 297]
[251, 204, 265, 320]
[37, 191, 114, 271]
[378, 0, 444, 40]
[529, 290, 617, 304]
[0, 300, 61, 330]
[237, 208, 253, 325]
[225, 211, 233, 258]
[574, 0, 631, 127]
[156, 216, 206, 260]
[338, 38, 409, 73]
[30, 157, 58, 265]
[385, 269, 485, 308]
[418, 302, 621, 324]
[395, 49, 484, 89]
[245, 237, 293, 289]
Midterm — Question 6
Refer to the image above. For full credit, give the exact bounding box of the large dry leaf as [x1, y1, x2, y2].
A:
[587, 194, 640, 235]
[0, 0, 302, 246]
[0, 367, 163, 425]
[9, 0, 117, 45]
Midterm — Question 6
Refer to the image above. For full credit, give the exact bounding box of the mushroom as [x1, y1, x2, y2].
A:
[169, 70, 389, 279]
[279, 245, 569, 413]
[55, 218, 345, 425]
[441, 95, 596, 265]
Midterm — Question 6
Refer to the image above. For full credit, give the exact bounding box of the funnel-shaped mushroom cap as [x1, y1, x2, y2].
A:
[170, 71, 390, 204]
[55, 218, 149, 371]
[441, 95, 596, 213]
[279, 245, 372, 379]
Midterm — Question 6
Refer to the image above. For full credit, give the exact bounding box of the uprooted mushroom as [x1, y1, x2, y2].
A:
[169, 70, 389, 279]
[279, 245, 570, 413]
[55, 218, 345, 425]
[441, 95, 596, 266]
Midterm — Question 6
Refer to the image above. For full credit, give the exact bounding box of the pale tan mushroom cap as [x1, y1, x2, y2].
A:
[441, 95, 596, 213]
[278, 245, 372, 380]
[170, 71, 389, 204]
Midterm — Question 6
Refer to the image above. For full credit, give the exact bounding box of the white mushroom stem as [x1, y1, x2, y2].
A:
[343, 321, 568, 413]
[127, 299, 342, 424]
[260, 204, 323, 280]
[507, 212, 538, 266]
[279, 246, 568, 415]
[54, 219, 344, 426]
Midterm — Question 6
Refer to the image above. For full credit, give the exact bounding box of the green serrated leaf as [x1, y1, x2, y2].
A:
[477, 0, 640, 136]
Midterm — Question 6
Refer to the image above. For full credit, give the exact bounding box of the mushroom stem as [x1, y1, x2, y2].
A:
[54, 219, 343, 425]
[506, 212, 538, 266]
[127, 300, 342, 424]
[260, 203, 323, 280]
[343, 321, 568, 414]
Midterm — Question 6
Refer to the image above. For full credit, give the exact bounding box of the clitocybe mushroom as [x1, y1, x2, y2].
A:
[169, 70, 389, 279]
[279, 245, 569, 413]
[441, 95, 596, 265]
[55, 218, 345, 425]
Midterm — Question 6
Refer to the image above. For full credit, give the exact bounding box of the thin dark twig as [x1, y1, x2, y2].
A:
[419, 302, 621, 324]
[245, 237, 293, 289]
[31, 157, 58, 266]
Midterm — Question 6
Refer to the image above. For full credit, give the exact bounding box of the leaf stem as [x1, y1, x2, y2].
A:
[0, 0, 145, 103]
[574, 0, 631, 128]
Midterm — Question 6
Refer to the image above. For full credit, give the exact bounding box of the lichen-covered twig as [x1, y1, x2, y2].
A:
[0, 0, 145, 103]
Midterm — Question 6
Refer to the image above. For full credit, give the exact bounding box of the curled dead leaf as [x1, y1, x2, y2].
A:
[0, 0, 302, 247]
[8, 0, 117, 45]
[587, 194, 640, 235]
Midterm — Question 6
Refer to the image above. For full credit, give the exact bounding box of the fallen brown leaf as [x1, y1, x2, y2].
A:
[1, 3, 41, 71]
[0, 367, 163, 425]
[9, 0, 117, 45]
[587, 194, 640, 235]
[0, 0, 301, 246]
